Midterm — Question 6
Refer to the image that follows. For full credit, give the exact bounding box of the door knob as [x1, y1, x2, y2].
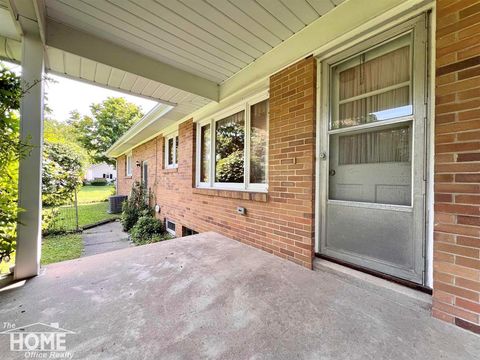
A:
[329, 169, 336, 176]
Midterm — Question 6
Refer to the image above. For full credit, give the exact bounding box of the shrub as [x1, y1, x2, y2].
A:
[90, 178, 108, 186]
[129, 215, 165, 245]
[120, 182, 152, 231]
[42, 142, 84, 207]
[0, 65, 30, 263]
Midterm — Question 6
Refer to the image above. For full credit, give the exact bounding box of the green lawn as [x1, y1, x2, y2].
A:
[1, 186, 118, 274]
[0, 232, 84, 273]
[46, 202, 120, 233]
[77, 184, 115, 204]
[42, 233, 83, 265]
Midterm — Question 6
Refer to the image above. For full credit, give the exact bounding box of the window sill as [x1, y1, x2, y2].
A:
[192, 188, 268, 202]
[125, 176, 133, 179]
[162, 168, 178, 174]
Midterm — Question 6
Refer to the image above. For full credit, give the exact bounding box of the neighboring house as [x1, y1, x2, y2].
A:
[105, 1, 480, 334]
[84, 163, 116, 182]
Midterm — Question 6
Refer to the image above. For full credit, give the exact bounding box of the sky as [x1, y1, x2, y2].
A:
[3, 61, 158, 121]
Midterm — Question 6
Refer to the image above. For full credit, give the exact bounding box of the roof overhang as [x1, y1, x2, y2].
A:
[1, 0, 433, 160]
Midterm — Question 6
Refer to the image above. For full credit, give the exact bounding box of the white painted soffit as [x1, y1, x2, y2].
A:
[44, 0, 346, 84]
[105, 0, 432, 158]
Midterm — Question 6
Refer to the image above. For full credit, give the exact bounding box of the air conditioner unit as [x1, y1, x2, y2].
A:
[108, 195, 127, 214]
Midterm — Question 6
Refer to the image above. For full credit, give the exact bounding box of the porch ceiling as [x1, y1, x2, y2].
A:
[45, 0, 345, 84]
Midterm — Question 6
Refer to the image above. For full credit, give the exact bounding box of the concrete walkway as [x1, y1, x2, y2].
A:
[0, 233, 478, 359]
[82, 220, 131, 257]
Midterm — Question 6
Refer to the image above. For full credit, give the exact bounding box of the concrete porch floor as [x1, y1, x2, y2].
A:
[0, 233, 478, 359]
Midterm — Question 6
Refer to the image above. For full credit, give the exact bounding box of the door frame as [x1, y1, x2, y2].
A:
[314, 13, 432, 285]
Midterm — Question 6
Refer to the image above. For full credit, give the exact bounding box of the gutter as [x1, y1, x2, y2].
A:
[105, 103, 173, 158]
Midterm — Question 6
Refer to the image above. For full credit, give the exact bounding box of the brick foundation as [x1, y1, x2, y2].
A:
[433, 0, 480, 334]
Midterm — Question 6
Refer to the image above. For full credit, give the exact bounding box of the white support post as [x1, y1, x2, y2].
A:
[14, 33, 44, 280]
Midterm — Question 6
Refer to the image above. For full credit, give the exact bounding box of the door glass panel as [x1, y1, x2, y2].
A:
[329, 123, 412, 206]
[332, 34, 412, 129]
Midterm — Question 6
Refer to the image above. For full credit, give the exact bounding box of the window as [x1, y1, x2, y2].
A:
[182, 227, 198, 237]
[142, 161, 148, 189]
[126, 153, 132, 177]
[165, 132, 178, 168]
[197, 93, 269, 192]
[165, 219, 176, 236]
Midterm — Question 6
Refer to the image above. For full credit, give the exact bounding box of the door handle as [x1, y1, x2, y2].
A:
[329, 169, 336, 176]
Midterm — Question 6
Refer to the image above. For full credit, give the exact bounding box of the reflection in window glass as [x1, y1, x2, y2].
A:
[250, 100, 268, 184]
[332, 40, 412, 129]
[168, 138, 174, 165]
[215, 111, 245, 183]
[329, 124, 412, 206]
[338, 125, 410, 165]
[175, 136, 178, 164]
[200, 124, 210, 183]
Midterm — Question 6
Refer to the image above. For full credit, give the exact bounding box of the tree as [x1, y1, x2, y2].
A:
[0, 65, 30, 262]
[215, 118, 245, 183]
[70, 97, 143, 165]
[42, 142, 84, 207]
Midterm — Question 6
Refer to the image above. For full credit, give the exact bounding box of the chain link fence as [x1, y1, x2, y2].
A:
[42, 189, 79, 234]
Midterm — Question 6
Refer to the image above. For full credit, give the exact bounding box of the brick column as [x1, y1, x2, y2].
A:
[269, 56, 316, 268]
[433, 0, 480, 334]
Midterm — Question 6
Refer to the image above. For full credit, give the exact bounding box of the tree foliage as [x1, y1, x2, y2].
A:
[70, 97, 143, 165]
[0, 66, 29, 262]
[215, 118, 244, 183]
[42, 142, 84, 207]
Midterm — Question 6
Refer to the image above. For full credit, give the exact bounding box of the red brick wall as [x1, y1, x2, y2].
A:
[116, 155, 133, 195]
[117, 57, 317, 268]
[433, 0, 480, 334]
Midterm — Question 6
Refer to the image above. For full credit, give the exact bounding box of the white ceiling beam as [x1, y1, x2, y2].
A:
[46, 19, 219, 102]
[46, 68, 177, 107]
[7, 0, 44, 38]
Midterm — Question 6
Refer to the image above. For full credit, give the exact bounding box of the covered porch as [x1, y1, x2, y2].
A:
[1, 0, 480, 340]
[1, 233, 479, 359]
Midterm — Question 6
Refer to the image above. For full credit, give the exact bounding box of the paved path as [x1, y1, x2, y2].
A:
[1, 232, 478, 359]
[81, 220, 131, 257]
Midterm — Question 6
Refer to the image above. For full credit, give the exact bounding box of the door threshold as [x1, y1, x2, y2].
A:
[315, 253, 432, 299]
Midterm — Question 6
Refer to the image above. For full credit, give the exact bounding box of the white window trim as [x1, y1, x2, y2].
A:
[165, 219, 176, 236]
[196, 91, 269, 192]
[164, 131, 178, 169]
[126, 152, 132, 177]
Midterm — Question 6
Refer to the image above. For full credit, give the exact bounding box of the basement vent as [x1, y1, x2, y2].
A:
[108, 195, 127, 214]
